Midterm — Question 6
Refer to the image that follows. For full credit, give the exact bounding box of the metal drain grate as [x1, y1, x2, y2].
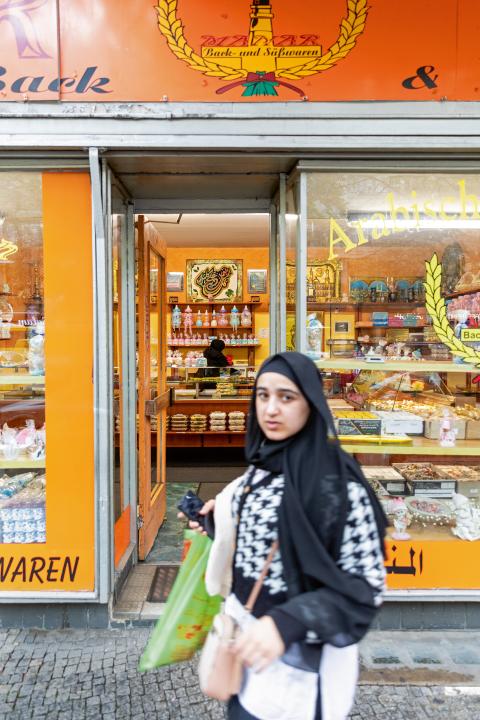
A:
[147, 565, 179, 603]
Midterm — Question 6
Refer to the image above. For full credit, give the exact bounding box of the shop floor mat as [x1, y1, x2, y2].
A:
[147, 565, 180, 603]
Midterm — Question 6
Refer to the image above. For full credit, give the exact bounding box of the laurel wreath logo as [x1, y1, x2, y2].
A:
[424, 253, 480, 369]
[155, 0, 368, 82]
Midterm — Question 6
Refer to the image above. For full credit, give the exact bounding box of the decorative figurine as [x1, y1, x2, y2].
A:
[27, 320, 45, 376]
[171, 305, 182, 330]
[387, 277, 397, 303]
[391, 499, 411, 541]
[241, 306, 252, 327]
[230, 305, 239, 329]
[218, 306, 229, 327]
[306, 313, 323, 361]
[183, 305, 193, 336]
[373, 338, 388, 356]
[439, 408, 457, 448]
[452, 493, 480, 541]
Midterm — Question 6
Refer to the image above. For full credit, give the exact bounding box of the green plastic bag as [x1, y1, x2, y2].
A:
[139, 530, 222, 670]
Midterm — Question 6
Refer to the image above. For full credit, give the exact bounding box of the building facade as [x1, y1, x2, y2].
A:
[1, 0, 480, 629]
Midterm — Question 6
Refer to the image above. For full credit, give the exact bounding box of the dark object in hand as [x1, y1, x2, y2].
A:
[177, 491, 215, 539]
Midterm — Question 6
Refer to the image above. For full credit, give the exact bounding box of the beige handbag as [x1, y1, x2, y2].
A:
[198, 541, 279, 702]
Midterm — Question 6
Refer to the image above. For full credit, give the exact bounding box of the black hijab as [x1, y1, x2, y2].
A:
[203, 339, 228, 368]
[245, 352, 387, 604]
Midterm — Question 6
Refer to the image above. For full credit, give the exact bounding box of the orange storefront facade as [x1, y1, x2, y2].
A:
[2, 0, 480, 103]
[1, 1, 480, 628]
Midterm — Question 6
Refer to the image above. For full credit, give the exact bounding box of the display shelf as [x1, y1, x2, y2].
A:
[316, 359, 476, 372]
[342, 438, 480, 456]
[168, 301, 255, 306]
[167, 430, 245, 435]
[0, 458, 46, 469]
[168, 343, 259, 348]
[0, 324, 28, 332]
[169, 301, 258, 365]
[0, 374, 45, 385]
[354, 323, 429, 330]
[386, 524, 457, 542]
[297, 301, 426, 310]
[173, 324, 252, 328]
[172, 397, 251, 402]
[446, 287, 480, 299]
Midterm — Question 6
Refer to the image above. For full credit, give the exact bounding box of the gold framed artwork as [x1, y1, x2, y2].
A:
[186, 259, 243, 303]
[286, 259, 342, 304]
[247, 269, 268, 294]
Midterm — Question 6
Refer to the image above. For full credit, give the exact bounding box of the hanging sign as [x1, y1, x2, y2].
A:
[3, 0, 480, 102]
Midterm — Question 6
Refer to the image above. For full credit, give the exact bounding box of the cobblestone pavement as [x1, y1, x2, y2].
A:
[1, 628, 480, 719]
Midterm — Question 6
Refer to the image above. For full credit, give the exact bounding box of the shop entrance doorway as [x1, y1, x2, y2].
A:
[113, 208, 273, 617]
[107, 153, 294, 616]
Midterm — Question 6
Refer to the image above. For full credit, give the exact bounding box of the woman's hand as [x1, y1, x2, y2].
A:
[177, 498, 215, 535]
[234, 617, 285, 672]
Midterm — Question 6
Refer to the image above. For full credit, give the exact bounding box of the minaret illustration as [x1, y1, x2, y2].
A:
[248, 0, 275, 46]
[201, 0, 323, 76]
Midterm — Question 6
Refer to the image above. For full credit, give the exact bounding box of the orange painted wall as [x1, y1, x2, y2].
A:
[114, 506, 131, 568]
[0, 173, 95, 592]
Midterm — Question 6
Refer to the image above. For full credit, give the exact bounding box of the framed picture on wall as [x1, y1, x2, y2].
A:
[166, 272, 184, 292]
[187, 259, 243, 302]
[330, 313, 355, 340]
[247, 269, 267, 294]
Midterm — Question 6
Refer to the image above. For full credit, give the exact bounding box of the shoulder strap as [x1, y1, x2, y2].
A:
[244, 541, 279, 613]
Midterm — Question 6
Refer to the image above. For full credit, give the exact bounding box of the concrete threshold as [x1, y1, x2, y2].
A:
[112, 564, 168, 626]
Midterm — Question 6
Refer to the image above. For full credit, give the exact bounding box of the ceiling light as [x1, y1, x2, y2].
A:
[347, 212, 480, 230]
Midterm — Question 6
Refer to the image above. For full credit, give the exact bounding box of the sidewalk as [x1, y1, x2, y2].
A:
[0, 628, 479, 719]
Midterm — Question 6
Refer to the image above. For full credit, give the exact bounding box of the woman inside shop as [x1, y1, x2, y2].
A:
[182, 352, 387, 720]
[203, 338, 229, 377]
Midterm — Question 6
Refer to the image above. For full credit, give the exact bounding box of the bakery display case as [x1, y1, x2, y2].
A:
[166, 366, 255, 447]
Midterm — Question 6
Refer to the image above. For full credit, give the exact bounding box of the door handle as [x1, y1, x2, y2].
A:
[145, 389, 171, 416]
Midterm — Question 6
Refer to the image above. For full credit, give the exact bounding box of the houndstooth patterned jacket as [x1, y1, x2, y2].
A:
[231, 467, 386, 618]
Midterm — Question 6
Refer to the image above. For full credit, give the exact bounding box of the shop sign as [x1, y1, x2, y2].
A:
[3, 0, 480, 102]
[328, 180, 480, 261]
[0, 555, 79, 584]
[386, 540, 480, 590]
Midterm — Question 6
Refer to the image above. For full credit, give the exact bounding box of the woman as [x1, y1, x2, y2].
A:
[203, 338, 229, 377]
[187, 352, 387, 720]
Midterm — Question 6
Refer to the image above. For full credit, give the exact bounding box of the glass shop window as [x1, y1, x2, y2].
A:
[304, 171, 480, 552]
[0, 172, 46, 545]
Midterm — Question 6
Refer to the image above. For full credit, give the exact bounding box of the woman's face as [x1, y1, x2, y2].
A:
[255, 371, 310, 441]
